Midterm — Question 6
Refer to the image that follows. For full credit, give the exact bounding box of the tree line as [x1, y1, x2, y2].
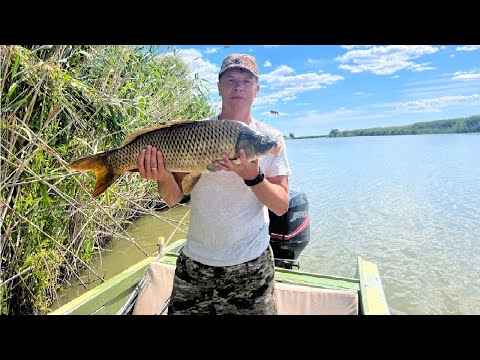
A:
[328, 115, 480, 137]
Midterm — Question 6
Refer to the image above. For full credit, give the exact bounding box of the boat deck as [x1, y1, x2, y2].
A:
[50, 239, 389, 315]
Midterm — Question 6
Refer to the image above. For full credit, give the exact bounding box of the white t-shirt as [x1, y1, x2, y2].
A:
[181, 116, 292, 266]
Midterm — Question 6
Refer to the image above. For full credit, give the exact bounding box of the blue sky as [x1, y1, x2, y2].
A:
[169, 45, 480, 137]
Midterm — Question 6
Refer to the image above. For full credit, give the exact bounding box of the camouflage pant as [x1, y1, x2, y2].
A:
[168, 247, 277, 315]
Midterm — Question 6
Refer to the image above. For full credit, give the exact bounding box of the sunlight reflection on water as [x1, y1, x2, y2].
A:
[56, 134, 480, 315]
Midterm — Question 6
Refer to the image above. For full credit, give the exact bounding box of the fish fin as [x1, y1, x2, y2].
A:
[122, 120, 199, 145]
[207, 162, 222, 172]
[181, 172, 202, 195]
[122, 125, 166, 145]
[206, 157, 241, 172]
[68, 152, 121, 197]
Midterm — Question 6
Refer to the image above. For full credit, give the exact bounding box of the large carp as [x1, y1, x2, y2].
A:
[68, 119, 281, 197]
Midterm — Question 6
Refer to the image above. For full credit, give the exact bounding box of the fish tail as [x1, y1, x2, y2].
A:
[68, 152, 120, 197]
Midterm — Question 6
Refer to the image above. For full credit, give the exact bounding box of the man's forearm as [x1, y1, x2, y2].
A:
[156, 173, 184, 207]
[250, 177, 289, 216]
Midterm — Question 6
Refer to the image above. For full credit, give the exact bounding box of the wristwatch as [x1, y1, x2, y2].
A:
[244, 168, 265, 186]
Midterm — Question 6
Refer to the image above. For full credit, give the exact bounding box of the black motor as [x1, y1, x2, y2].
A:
[268, 190, 310, 269]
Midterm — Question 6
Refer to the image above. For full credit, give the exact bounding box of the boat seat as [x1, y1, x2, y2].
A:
[132, 262, 359, 315]
[275, 282, 359, 315]
[132, 262, 175, 315]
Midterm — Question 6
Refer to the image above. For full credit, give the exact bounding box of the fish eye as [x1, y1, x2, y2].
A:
[261, 138, 266, 144]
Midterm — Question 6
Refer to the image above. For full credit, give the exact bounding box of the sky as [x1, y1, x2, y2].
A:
[167, 45, 480, 137]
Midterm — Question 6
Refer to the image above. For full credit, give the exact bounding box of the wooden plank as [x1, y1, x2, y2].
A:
[275, 268, 359, 291]
[357, 256, 390, 315]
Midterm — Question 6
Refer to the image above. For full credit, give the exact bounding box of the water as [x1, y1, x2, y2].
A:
[53, 205, 190, 308]
[286, 134, 480, 315]
[55, 133, 480, 315]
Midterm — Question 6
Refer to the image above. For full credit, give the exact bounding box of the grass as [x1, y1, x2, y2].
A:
[0, 45, 214, 314]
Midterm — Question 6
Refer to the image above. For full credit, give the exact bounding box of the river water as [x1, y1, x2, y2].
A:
[55, 133, 480, 315]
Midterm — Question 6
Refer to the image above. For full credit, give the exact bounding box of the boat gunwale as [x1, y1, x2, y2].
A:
[49, 239, 388, 315]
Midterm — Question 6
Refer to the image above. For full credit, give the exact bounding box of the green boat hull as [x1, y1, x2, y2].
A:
[50, 240, 389, 315]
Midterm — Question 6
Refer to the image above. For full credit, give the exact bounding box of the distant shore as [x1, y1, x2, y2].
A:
[285, 135, 327, 140]
[285, 114, 480, 139]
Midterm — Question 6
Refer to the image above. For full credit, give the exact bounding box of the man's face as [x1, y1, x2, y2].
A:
[218, 68, 259, 109]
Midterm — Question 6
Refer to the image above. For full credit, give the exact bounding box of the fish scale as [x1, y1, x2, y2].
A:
[68, 119, 280, 197]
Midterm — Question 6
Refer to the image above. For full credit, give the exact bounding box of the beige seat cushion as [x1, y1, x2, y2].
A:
[275, 282, 359, 315]
[132, 262, 358, 315]
[132, 262, 175, 315]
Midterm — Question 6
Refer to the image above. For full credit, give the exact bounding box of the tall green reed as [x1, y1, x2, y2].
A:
[0, 45, 213, 314]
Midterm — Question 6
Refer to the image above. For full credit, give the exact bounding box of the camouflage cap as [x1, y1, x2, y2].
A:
[218, 54, 259, 79]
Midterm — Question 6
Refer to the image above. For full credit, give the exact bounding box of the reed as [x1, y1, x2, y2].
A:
[0, 45, 213, 314]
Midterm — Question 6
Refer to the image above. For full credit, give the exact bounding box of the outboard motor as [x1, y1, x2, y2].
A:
[268, 190, 310, 269]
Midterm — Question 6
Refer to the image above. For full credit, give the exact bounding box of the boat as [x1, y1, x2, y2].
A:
[49, 190, 390, 315]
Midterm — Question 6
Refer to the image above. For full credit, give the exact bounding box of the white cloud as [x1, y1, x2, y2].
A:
[261, 65, 343, 89]
[264, 60, 272, 67]
[336, 45, 439, 75]
[255, 65, 344, 106]
[455, 46, 480, 51]
[174, 49, 344, 111]
[275, 93, 480, 136]
[205, 48, 219, 54]
[409, 63, 435, 72]
[276, 106, 389, 135]
[452, 71, 480, 81]
[175, 48, 220, 101]
[397, 94, 480, 112]
[401, 74, 480, 99]
[341, 45, 371, 50]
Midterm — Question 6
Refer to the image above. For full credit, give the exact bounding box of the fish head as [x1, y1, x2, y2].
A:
[236, 129, 281, 160]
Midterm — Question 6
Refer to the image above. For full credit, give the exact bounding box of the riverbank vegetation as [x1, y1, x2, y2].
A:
[328, 115, 480, 137]
[0, 45, 214, 314]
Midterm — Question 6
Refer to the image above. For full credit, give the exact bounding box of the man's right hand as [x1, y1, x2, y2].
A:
[137, 145, 171, 181]
[137, 145, 187, 207]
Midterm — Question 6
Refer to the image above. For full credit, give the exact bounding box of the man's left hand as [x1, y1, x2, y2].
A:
[215, 149, 259, 181]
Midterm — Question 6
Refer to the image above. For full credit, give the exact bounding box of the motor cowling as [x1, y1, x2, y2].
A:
[268, 190, 310, 269]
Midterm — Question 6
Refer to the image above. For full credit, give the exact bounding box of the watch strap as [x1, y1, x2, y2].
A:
[244, 168, 265, 186]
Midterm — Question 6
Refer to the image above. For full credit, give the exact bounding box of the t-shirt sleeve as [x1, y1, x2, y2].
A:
[264, 134, 292, 178]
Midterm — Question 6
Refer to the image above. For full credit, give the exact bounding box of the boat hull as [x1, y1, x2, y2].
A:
[49, 240, 389, 315]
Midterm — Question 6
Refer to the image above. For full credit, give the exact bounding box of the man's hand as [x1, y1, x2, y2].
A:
[214, 149, 259, 180]
[137, 145, 171, 181]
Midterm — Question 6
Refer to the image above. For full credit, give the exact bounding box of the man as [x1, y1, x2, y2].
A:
[137, 53, 291, 314]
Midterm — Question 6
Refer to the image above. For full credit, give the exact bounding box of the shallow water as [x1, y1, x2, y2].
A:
[55, 133, 480, 315]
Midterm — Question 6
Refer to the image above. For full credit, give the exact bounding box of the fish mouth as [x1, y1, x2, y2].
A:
[271, 142, 281, 155]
